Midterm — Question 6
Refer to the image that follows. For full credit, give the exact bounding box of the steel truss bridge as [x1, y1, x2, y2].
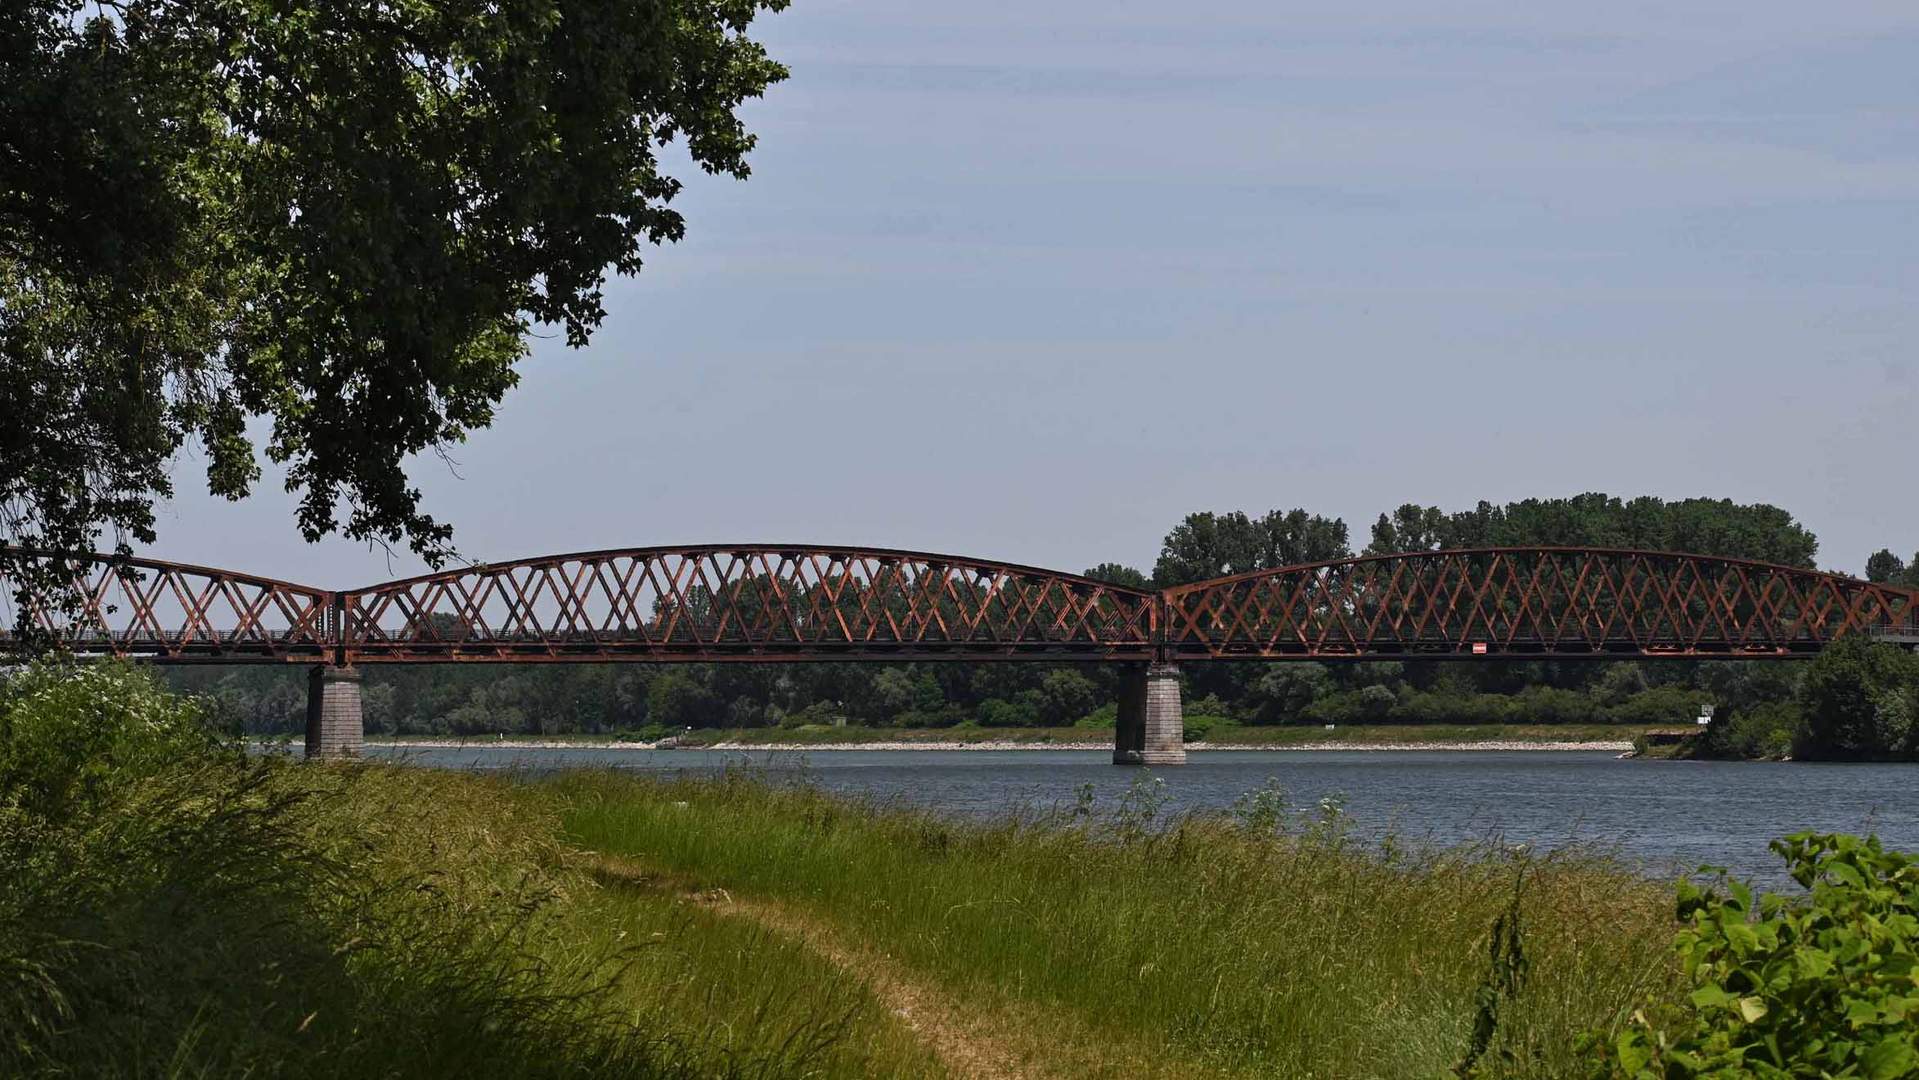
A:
[5, 544, 1915, 664]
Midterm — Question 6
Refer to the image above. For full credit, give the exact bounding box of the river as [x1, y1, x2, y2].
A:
[367, 745, 1917, 888]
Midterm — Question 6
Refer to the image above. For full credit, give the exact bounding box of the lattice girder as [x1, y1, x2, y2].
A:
[8, 545, 1916, 664]
[1162, 548, 1919, 660]
[339, 546, 1160, 661]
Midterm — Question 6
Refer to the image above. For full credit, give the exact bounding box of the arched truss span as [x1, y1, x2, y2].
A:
[342, 546, 1159, 662]
[7, 545, 1917, 664]
[0, 552, 336, 661]
[1161, 547, 1919, 660]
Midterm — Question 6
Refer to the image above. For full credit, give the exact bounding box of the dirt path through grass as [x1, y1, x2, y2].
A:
[588, 854, 1178, 1080]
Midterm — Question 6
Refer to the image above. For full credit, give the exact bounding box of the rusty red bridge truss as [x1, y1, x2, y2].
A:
[5, 544, 1917, 664]
[7, 544, 1918, 762]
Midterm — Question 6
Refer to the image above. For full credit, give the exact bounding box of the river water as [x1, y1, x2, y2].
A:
[369, 746, 1918, 888]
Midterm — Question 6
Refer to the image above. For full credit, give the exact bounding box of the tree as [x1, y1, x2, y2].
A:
[1359, 495, 1818, 566]
[1866, 549, 1908, 583]
[1082, 563, 1150, 590]
[2, 0, 790, 615]
[1035, 669, 1098, 727]
[646, 671, 723, 730]
[1865, 548, 1919, 588]
[1365, 504, 1449, 555]
[1243, 664, 1330, 725]
[1796, 637, 1919, 760]
[1153, 509, 1349, 587]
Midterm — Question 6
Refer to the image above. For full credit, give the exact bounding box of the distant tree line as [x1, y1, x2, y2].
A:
[167, 492, 1916, 748]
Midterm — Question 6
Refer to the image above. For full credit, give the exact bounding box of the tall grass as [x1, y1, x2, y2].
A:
[0, 663, 933, 1078]
[557, 770, 1685, 1078]
[0, 662, 1686, 1078]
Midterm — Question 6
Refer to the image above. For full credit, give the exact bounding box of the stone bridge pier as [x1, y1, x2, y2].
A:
[303, 662, 1191, 765]
[1112, 662, 1186, 766]
[306, 666, 364, 758]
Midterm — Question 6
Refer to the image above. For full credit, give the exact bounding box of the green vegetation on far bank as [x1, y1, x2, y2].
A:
[370, 721, 1648, 748]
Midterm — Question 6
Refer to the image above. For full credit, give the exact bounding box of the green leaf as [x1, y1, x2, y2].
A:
[1861, 1036, 1917, 1080]
[1690, 985, 1736, 1010]
[1737, 997, 1769, 1024]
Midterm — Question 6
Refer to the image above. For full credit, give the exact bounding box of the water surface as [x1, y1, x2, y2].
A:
[369, 745, 1917, 887]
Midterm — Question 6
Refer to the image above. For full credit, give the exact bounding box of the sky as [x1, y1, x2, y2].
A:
[151, 0, 1919, 587]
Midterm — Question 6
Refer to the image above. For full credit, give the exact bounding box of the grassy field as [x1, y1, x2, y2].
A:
[372, 721, 1647, 748]
[6, 664, 1686, 1078]
[555, 770, 1682, 1078]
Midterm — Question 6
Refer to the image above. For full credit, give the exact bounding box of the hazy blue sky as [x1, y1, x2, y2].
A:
[153, 0, 1919, 584]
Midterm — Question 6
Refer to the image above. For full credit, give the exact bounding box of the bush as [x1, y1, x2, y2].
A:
[1701, 701, 1801, 760]
[1391, 690, 1514, 725]
[1588, 833, 1919, 1078]
[0, 662, 231, 821]
[778, 700, 839, 729]
[1074, 702, 1119, 730]
[1609, 685, 1714, 727]
[1301, 687, 1395, 725]
[897, 703, 968, 728]
[1796, 637, 1919, 760]
[1181, 714, 1219, 743]
[1512, 685, 1608, 725]
[976, 697, 1040, 727]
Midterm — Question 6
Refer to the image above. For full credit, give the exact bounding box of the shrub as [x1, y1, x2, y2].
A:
[0, 662, 231, 821]
[1588, 833, 1919, 1078]
[1074, 702, 1119, 730]
[1302, 687, 1397, 725]
[1181, 714, 1218, 743]
[1391, 690, 1513, 725]
[897, 703, 968, 728]
[1512, 685, 1607, 725]
[779, 700, 839, 729]
[1610, 685, 1714, 727]
[1796, 637, 1919, 760]
[976, 697, 1040, 727]
[1702, 702, 1801, 760]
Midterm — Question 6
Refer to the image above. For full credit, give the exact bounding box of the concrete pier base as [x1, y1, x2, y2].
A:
[305, 666, 364, 759]
[1113, 662, 1185, 765]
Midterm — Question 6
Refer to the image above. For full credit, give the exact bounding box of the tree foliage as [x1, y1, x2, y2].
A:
[1, 0, 789, 607]
[1152, 508, 1350, 587]
[1366, 494, 1818, 567]
[1082, 562, 1150, 590]
[1865, 549, 1919, 589]
[1795, 637, 1919, 761]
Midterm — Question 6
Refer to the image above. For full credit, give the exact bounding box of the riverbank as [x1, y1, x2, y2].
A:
[552, 769, 1681, 1076]
[362, 722, 1644, 753]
